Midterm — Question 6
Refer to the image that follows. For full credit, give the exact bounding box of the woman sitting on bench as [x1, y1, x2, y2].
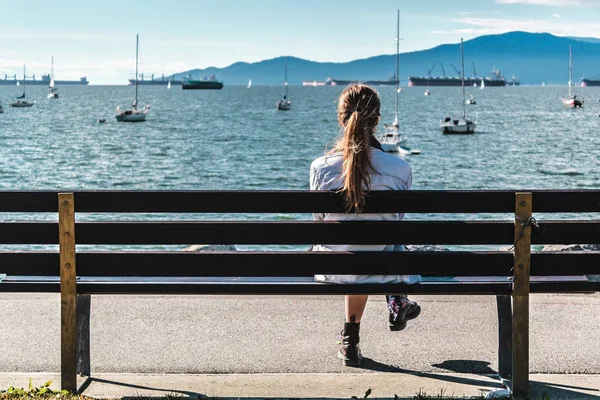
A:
[310, 84, 421, 367]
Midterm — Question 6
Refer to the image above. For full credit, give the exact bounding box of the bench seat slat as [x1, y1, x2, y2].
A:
[2, 251, 599, 276]
[2, 276, 597, 294]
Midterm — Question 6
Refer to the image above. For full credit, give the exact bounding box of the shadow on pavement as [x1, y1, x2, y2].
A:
[84, 377, 203, 398]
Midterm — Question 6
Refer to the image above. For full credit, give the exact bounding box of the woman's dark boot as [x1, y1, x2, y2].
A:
[338, 322, 362, 367]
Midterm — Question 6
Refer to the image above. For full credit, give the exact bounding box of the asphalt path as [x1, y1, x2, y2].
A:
[1, 293, 599, 375]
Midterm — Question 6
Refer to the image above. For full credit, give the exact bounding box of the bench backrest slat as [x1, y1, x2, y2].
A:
[0, 222, 58, 244]
[74, 221, 515, 245]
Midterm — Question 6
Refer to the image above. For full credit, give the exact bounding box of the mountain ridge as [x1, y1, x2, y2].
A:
[173, 32, 600, 85]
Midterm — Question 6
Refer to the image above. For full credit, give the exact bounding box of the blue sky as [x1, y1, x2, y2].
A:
[1, 0, 599, 84]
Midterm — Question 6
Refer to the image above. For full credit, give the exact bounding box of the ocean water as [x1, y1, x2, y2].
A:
[1, 84, 599, 230]
[1, 84, 599, 191]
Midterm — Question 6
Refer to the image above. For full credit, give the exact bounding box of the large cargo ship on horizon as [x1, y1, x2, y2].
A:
[0, 73, 89, 85]
[580, 78, 600, 87]
[128, 73, 183, 86]
[182, 74, 223, 90]
[301, 75, 398, 87]
[408, 68, 507, 87]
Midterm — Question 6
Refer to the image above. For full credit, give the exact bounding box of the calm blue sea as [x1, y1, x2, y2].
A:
[1, 84, 599, 191]
[1, 84, 599, 234]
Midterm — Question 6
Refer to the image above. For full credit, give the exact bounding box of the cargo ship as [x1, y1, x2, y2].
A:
[408, 68, 506, 87]
[302, 80, 328, 86]
[580, 78, 600, 87]
[182, 74, 223, 90]
[128, 74, 183, 86]
[328, 74, 398, 86]
[302, 75, 398, 87]
[0, 73, 89, 85]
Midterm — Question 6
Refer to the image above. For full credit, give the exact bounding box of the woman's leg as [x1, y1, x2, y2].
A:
[345, 295, 369, 323]
[340, 295, 368, 366]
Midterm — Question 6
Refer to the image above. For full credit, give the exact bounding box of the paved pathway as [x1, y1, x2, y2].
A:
[1, 293, 598, 376]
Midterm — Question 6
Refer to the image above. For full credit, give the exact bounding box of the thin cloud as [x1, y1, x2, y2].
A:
[552, 13, 562, 17]
[432, 17, 600, 37]
[496, 0, 598, 5]
[0, 31, 125, 41]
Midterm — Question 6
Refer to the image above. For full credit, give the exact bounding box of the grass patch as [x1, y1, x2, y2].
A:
[0, 379, 83, 400]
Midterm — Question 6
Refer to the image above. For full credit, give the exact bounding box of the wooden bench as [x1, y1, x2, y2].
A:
[1, 190, 599, 397]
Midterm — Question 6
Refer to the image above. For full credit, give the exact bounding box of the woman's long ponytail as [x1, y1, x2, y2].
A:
[334, 85, 381, 213]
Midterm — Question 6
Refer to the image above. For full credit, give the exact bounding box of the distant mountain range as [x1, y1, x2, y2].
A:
[173, 32, 600, 86]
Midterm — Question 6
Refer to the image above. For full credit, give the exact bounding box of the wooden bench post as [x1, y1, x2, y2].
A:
[496, 295, 512, 388]
[512, 192, 532, 397]
[59, 193, 77, 392]
[76, 294, 91, 377]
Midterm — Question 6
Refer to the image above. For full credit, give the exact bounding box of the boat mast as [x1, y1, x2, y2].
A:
[568, 44, 572, 98]
[461, 38, 466, 120]
[51, 55, 54, 80]
[395, 9, 399, 125]
[284, 59, 288, 99]
[134, 34, 139, 109]
[23, 64, 26, 97]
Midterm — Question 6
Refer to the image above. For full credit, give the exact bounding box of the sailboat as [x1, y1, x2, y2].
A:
[167, 80, 171, 90]
[481, 79, 485, 89]
[377, 10, 408, 152]
[247, 79, 252, 89]
[561, 45, 584, 108]
[116, 34, 149, 122]
[276, 60, 291, 110]
[440, 38, 476, 134]
[10, 64, 35, 108]
[47, 55, 58, 99]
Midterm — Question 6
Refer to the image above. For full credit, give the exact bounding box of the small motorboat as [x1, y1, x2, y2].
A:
[466, 95, 476, 105]
[377, 121, 407, 153]
[47, 87, 58, 99]
[10, 100, 35, 108]
[424, 89, 431, 96]
[440, 116, 476, 134]
[115, 104, 150, 122]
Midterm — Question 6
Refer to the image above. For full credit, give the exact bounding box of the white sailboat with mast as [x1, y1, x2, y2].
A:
[10, 64, 35, 108]
[440, 38, 476, 134]
[47, 55, 58, 99]
[276, 59, 291, 110]
[377, 9, 408, 152]
[116, 34, 149, 122]
[561, 45, 583, 108]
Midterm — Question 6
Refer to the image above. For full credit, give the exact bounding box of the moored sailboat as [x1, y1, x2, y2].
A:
[561, 45, 584, 108]
[10, 64, 34, 108]
[116, 34, 149, 122]
[440, 38, 476, 134]
[47, 55, 58, 99]
[276, 60, 291, 111]
[376, 10, 408, 153]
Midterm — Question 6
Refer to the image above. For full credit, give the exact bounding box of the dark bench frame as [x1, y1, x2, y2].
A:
[1, 190, 599, 397]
